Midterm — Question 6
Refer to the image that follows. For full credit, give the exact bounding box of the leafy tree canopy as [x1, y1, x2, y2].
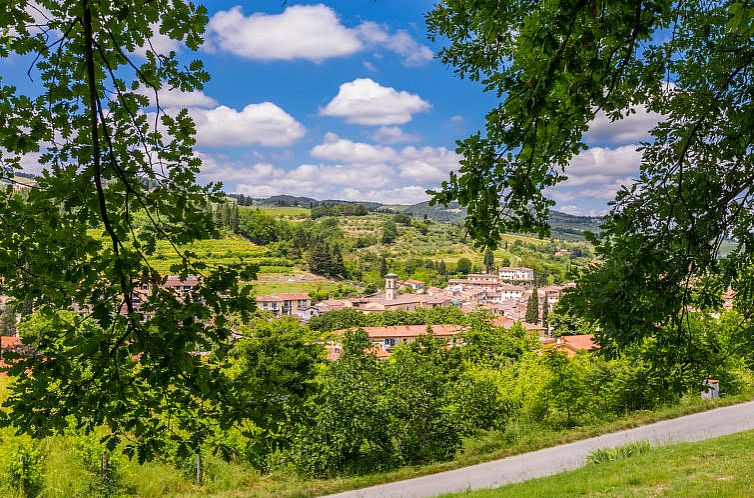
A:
[427, 1, 754, 351]
[0, 1, 254, 461]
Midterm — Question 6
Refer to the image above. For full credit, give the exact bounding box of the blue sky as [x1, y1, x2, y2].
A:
[5, 1, 658, 215]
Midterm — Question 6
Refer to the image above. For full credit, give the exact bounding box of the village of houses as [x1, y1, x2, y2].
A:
[0, 174, 597, 361]
[255, 267, 595, 360]
[0, 265, 596, 364]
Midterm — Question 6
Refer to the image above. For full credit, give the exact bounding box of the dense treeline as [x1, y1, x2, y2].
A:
[311, 203, 369, 219]
[308, 306, 468, 332]
[245, 310, 748, 477]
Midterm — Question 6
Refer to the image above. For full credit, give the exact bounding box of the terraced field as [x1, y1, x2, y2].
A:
[147, 236, 304, 275]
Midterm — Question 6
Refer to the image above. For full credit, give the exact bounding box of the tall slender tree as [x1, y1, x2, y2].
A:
[525, 289, 540, 324]
[483, 248, 495, 274]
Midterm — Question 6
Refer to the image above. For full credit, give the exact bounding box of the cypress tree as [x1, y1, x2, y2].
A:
[0, 306, 16, 337]
[483, 248, 495, 274]
[525, 289, 539, 323]
[541, 293, 549, 325]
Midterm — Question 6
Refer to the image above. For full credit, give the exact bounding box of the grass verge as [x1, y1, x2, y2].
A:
[441, 429, 754, 497]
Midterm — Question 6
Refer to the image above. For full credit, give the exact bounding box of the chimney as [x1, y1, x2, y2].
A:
[385, 273, 398, 301]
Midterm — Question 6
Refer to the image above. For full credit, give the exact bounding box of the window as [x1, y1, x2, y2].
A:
[384, 338, 396, 347]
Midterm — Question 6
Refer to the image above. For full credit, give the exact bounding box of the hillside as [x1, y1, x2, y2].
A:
[241, 195, 604, 241]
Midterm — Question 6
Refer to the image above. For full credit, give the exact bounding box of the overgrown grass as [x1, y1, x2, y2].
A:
[441, 429, 754, 497]
[585, 441, 652, 465]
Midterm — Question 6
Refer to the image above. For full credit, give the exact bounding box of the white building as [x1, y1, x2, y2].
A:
[499, 266, 535, 282]
[498, 283, 526, 301]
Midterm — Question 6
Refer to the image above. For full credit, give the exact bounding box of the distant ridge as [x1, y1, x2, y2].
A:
[232, 194, 603, 240]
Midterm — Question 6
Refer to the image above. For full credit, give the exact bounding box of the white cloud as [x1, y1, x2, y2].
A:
[339, 186, 431, 205]
[141, 88, 218, 109]
[563, 145, 641, 186]
[371, 126, 419, 145]
[558, 205, 609, 217]
[200, 133, 459, 204]
[311, 133, 397, 163]
[227, 160, 395, 198]
[397, 146, 460, 183]
[356, 22, 433, 67]
[548, 144, 641, 214]
[586, 107, 662, 144]
[142, 89, 303, 148]
[206, 5, 362, 62]
[133, 22, 181, 58]
[188, 103, 305, 147]
[308, 134, 460, 184]
[320, 78, 430, 126]
[205, 5, 433, 66]
[18, 151, 45, 175]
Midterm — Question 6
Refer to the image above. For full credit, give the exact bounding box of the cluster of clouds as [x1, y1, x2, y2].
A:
[11, 3, 658, 210]
[552, 109, 662, 216]
[200, 133, 460, 205]
[205, 4, 433, 67]
[140, 84, 655, 209]
[149, 77, 428, 151]
[126, 3, 658, 210]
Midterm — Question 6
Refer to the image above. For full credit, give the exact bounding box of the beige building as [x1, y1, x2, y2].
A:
[256, 293, 311, 317]
[348, 274, 454, 313]
[498, 283, 526, 301]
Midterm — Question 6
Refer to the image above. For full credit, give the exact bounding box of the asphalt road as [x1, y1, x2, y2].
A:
[322, 400, 754, 498]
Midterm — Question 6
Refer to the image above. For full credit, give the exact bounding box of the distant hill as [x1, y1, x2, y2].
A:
[320, 199, 382, 210]
[404, 201, 603, 240]
[246, 194, 603, 240]
[403, 200, 466, 222]
[257, 195, 318, 208]
[246, 195, 382, 211]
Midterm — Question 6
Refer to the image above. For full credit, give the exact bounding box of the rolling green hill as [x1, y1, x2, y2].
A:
[243, 195, 604, 241]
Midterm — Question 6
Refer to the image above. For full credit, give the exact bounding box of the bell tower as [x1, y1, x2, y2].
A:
[385, 273, 398, 301]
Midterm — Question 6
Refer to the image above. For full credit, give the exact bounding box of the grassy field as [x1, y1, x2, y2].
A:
[442, 430, 754, 497]
[249, 205, 311, 218]
[250, 281, 348, 296]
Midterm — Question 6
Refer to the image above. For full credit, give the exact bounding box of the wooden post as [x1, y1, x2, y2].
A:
[18, 453, 23, 495]
[101, 450, 108, 480]
[195, 448, 203, 486]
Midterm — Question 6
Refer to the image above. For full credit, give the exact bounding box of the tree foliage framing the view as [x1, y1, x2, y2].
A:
[0, 1, 255, 462]
[427, 1, 754, 365]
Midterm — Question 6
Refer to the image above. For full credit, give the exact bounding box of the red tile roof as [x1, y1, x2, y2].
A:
[1, 336, 21, 349]
[335, 324, 464, 339]
[559, 334, 597, 352]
